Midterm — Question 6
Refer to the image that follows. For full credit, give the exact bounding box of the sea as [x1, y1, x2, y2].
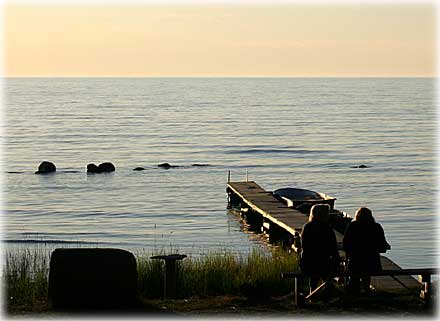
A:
[2, 77, 438, 268]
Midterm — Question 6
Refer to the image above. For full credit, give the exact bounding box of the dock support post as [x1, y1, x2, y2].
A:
[226, 187, 242, 209]
[294, 276, 305, 308]
[420, 273, 432, 306]
[294, 276, 299, 307]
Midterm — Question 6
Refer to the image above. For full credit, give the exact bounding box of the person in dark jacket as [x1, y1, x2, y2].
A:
[300, 204, 340, 293]
[343, 207, 391, 294]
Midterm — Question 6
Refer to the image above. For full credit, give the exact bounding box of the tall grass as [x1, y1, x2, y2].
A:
[3, 247, 50, 310]
[137, 248, 299, 298]
[3, 246, 299, 311]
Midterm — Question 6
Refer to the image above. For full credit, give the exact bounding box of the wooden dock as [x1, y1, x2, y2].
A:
[226, 181, 421, 292]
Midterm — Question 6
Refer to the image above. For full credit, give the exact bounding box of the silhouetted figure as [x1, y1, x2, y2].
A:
[343, 207, 390, 294]
[300, 204, 340, 293]
[35, 161, 56, 174]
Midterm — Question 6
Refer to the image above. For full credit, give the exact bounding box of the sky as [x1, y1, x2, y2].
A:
[4, 4, 437, 77]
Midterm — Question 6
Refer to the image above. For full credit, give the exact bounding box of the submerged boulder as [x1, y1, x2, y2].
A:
[35, 161, 56, 174]
[158, 163, 180, 169]
[87, 162, 115, 173]
[351, 164, 369, 169]
[158, 163, 172, 169]
[87, 163, 100, 173]
[98, 162, 115, 172]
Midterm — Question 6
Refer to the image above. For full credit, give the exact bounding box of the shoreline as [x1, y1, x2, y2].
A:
[6, 292, 435, 317]
[3, 247, 436, 317]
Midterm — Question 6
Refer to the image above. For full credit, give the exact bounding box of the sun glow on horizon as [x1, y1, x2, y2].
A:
[4, 4, 437, 77]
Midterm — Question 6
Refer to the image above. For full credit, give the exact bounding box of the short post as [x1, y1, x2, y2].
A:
[294, 276, 300, 307]
[151, 254, 187, 299]
[420, 273, 432, 306]
[293, 274, 305, 308]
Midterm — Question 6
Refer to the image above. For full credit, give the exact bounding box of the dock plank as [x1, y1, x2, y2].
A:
[372, 256, 421, 290]
[228, 181, 308, 234]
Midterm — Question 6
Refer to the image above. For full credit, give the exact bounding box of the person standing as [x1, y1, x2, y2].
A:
[343, 207, 391, 294]
[300, 204, 340, 293]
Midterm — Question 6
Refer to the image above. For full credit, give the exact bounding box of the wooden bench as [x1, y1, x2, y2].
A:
[281, 268, 437, 307]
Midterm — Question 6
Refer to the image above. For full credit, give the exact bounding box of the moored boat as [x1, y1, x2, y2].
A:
[273, 187, 352, 234]
[274, 187, 336, 211]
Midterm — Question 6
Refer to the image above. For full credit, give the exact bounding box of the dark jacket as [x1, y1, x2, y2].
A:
[300, 220, 340, 275]
[343, 220, 390, 273]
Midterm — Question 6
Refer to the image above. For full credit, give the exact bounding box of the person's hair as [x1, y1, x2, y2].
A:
[309, 204, 330, 223]
[355, 207, 375, 223]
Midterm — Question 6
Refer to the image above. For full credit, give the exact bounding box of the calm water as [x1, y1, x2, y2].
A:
[2, 78, 438, 268]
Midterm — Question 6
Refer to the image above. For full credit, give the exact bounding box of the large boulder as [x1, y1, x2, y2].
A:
[98, 162, 115, 172]
[35, 161, 56, 174]
[87, 162, 115, 173]
[48, 248, 138, 310]
[87, 163, 100, 173]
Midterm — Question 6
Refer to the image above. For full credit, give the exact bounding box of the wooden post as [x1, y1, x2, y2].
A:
[151, 254, 187, 300]
[294, 276, 299, 306]
[420, 273, 432, 305]
[294, 276, 305, 308]
[165, 259, 176, 299]
[227, 170, 231, 183]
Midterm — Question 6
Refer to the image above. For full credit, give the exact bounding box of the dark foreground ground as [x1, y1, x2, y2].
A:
[5, 289, 437, 319]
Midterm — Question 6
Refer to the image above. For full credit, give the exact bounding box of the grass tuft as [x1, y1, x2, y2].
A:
[136, 248, 298, 298]
[3, 247, 50, 312]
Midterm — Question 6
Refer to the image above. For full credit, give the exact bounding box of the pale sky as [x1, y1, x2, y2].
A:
[4, 4, 437, 77]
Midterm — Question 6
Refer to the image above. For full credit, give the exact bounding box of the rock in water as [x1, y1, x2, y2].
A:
[35, 161, 56, 174]
[158, 163, 172, 169]
[87, 163, 100, 173]
[87, 162, 116, 173]
[48, 248, 138, 310]
[351, 164, 369, 169]
[98, 162, 115, 172]
[133, 167, 145, 171]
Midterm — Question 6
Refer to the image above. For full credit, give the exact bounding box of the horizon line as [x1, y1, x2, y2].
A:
[3, 76, 437, 79]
